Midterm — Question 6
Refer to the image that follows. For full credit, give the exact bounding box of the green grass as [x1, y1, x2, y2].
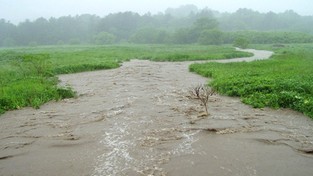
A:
[2, 45, 252, 74]
[190, 44, 313, 118]
[0, 77, 74, 110]
[134, 45, 252, 61]
[0, 44, 250, 114]
[0, 51, 75, 114]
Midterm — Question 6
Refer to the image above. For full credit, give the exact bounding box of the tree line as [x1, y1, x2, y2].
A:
[1, 5, 313, 47]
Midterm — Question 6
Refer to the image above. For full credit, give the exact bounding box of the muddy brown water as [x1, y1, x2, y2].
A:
[1, 49, 313, 176]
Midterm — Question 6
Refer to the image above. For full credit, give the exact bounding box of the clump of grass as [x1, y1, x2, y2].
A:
[0, 52, 75, 114]
[190, 44, 313, 118]
[53, 62, 120, 74]
[57, 86, 76, 99]
[0, 78, 75, 110]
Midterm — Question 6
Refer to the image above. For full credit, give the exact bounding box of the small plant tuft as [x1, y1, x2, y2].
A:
[57, 87, 76, 99]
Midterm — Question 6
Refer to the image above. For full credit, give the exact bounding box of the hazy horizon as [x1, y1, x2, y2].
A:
[1, 0, 313, 24]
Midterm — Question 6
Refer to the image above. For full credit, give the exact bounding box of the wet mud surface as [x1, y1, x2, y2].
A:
[1, 49, 313, 176]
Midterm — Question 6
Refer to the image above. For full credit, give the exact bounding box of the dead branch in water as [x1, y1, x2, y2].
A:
[189, 84, 215, 116]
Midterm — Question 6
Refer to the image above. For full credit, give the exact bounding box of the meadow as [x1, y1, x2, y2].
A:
[0, 45, 251, 114]
[190, 44, 313, 118]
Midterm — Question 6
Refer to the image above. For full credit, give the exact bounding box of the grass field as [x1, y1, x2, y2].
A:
[0, 44, 251, 114]
[190, 44, 313, 118]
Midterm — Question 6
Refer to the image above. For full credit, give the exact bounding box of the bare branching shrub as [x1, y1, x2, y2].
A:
[189, 84, 215, 115]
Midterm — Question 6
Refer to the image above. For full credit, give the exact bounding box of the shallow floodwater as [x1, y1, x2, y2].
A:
[1, 49, 313, 176]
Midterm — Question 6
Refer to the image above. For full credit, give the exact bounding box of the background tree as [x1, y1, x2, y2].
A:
[193, 17, 219, 32]
[0, 19, 17, 47]
[130, 28, 170, 44]
[165, 4, 199, 17]
[198, 29, 223, 45]
[93, 32, 116, 45]
[172, 28, 198, 44]
[233, 37, 250, 49]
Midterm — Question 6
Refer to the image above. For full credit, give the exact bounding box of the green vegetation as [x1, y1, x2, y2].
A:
[0, 45, 250, 114]
[0, 52, 75, 114]
[190, 44, 313, 118]
[233, 38, 250, 49]
[134, 45, 252, 61]
[224, 31, 313, 45]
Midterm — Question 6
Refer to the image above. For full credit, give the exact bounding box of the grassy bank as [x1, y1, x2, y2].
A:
[190, 44, 313, 118]
[0, 44, 250, 114]
[0, 52, 75, 114]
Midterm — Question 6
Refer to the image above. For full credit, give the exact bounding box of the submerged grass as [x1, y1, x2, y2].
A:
[190, 44, 313, 118]
[0, 44, 249, 114]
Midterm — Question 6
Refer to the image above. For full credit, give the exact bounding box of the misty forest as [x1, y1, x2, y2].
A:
[1, 5, 313, 46]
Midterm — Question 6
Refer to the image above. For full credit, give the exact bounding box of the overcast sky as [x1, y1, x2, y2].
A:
[1, 0, 313, 24]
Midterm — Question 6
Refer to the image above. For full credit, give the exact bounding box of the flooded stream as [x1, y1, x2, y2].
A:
[1, 49, 313, 176]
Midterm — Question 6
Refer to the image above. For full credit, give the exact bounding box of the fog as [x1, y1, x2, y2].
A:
[1, 0, 313, 24]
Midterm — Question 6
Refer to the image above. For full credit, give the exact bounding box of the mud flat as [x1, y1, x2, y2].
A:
[1, 49, 313, 176]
